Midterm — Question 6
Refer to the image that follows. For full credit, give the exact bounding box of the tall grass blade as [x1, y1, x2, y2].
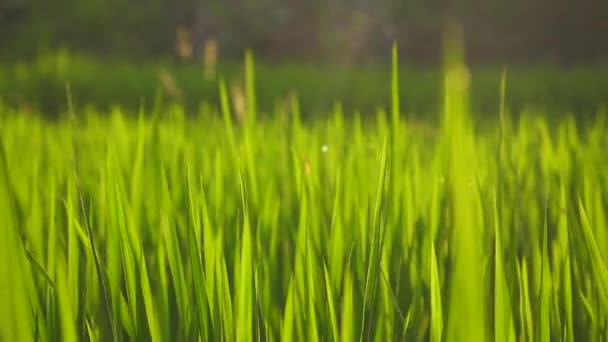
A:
[493, 191, 515, 342]
[430, 241, 443, 342]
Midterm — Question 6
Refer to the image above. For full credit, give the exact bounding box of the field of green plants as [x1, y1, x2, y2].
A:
[1, 48, 608, 342]
[2, 50, 608, 118]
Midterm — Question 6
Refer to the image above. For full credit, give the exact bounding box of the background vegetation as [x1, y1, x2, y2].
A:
[1, 2, 607, 341]
[1, 52, 607, 119]
[2, 0, 607, 117]
[2, 50, 608, 341]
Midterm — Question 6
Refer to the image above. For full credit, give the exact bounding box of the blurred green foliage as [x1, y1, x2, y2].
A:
[1, 53, 607, 119]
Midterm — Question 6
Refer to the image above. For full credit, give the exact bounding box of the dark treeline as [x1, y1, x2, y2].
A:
[1, 0, 607, 64]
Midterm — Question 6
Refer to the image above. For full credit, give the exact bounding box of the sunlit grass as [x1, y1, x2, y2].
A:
[1, 47, 608, 341]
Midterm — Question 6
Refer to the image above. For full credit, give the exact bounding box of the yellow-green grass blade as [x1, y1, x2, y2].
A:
[245, 50, 257, 124]
[75, 171, 116, 340]
[559, 183, 574, 342]
[186, 166, 212, 340]
[0, 135, 35, 342]
[56, 260, 77, 342]
[159, 166, 190, 335]
[493, 191, 515, 342]
[341, 271, 355, 342]
[140, 244, 163, 342]
[517, 258, 534, 342]
[236, 168, 254, 342]
[443, 27, 486, 342]
[323, 263, 340, 342]
[391, 43, 401, 139]
[578, 199, 608, 312]
[430, 241, 443, 342]
[360, 136, 389, 342]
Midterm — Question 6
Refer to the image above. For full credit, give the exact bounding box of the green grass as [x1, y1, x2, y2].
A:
[2, 51, 608, 118]
[1, 49, 608, 341]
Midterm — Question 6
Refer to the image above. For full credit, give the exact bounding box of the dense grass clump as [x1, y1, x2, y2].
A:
[1, 49, 608, 341]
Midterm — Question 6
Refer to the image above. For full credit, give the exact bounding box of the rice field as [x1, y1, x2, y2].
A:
[1, 48, 608, 341]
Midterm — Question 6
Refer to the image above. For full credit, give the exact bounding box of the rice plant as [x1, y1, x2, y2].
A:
[1, 46, 608, 341]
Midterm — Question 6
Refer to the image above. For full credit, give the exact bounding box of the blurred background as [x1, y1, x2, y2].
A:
[1, 0, 607, 117]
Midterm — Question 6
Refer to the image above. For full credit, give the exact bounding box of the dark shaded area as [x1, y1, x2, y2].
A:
[1, 0, 607, 64]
